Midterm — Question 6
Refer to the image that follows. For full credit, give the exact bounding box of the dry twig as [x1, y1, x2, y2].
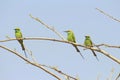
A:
[29, 14, 65, 40]
[41, 65, 78, 80]
[96, 8, 120, 22]
[95, 44, 120, 49]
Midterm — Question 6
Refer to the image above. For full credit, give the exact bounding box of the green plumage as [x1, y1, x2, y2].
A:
[84, 35, 99, 60]
[14, 28, 27, 57]
[65, 30, 84, 59]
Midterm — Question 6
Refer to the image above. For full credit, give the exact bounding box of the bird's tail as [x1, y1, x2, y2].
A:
[73, 45, 80, 52]
[23, 50, 27, 58]
[20, 42, 25, 50]
[73, 45, 84, 59]
[91, 49, 99, 61]
[20, 42, 27, 58]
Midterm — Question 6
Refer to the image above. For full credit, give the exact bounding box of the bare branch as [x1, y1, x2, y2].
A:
[94, 48, 120, 64]
[0, 37, 120, 64]
[0, 45, 61, 80]
[96, 8, 120, 22]
[0, 37, 84, 47]
[29, 14, 65, 40]
[95, 44, 120, 48]
[41, 65, 78, 80]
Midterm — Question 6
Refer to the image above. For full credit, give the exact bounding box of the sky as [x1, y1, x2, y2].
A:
[0, 0, 120, 80]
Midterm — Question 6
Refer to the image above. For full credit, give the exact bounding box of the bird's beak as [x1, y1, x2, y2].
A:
[14, 28, 16, 30]
[64, 30, 68, 33]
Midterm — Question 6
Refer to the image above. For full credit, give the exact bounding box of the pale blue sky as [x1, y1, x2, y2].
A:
[0, 0, 120, 80]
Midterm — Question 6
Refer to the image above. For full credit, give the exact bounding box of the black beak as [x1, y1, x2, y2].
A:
[64, 30, 68, 33]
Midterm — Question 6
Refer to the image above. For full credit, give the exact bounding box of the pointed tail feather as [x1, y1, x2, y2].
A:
[74, 45, 80, 52]
[91, 49, 99, 61]
[18, 40, 25, 50]
[78, 51, 84, 59]
[21, 43, 27, 58]
[23, 50, 27, 58]
[18, 40, 27, 57]
[73, 45, 84, 59]
[20, 42, 25, 50]
[91, 49, 96, 56]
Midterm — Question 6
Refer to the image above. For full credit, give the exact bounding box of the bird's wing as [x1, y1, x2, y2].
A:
[84, 39, 89, 46]
[84, 39, 87, 45]
[72, 33, 76, 43]
[20, 32, 23, 38]
[89, 39, 93, 47]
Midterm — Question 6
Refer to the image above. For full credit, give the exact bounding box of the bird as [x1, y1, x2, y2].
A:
[64, 30, 84, 59]
[14, 28, 27, 57]
[84, 35, 99, 61]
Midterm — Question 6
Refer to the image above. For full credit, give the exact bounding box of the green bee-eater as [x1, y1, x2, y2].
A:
[84, 35, 99, 61]
[64, 30, 84, 59]
[14, 28, 27, 57]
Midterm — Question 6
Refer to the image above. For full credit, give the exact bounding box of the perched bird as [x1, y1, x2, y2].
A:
[84, 35, 99, 61]
[14, 28, 27, 57]
[64, 30, 84, 59]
